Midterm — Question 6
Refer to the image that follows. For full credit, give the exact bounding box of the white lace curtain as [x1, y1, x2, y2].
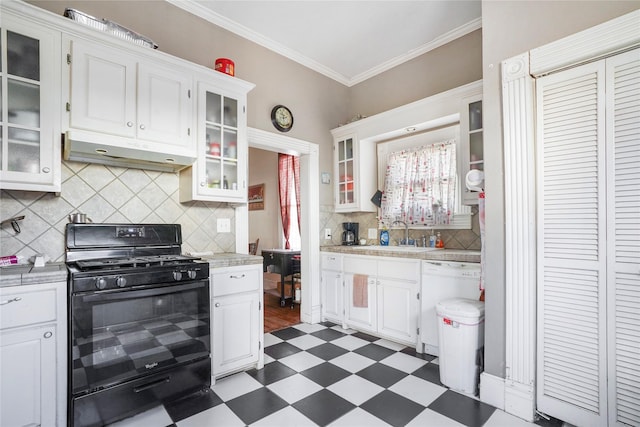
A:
[380, 140, 457, 226]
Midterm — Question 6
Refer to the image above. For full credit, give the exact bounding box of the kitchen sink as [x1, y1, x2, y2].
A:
[349, 245, 442, 253]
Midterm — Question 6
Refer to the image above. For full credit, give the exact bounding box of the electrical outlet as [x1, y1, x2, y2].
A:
[368, 228, 377, 239]
[217, 218, 231, 233]
[324, 228, 332, 240]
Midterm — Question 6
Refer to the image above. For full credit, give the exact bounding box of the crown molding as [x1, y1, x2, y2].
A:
[167, 0, 481, 87]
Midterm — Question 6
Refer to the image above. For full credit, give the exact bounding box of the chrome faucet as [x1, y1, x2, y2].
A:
[392, 220, 412, 246]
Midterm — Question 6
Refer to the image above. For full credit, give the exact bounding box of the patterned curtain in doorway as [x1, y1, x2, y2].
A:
[278, 153, 300, 249]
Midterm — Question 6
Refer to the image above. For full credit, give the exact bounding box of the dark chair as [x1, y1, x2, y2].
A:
[249, 238, 259, 255]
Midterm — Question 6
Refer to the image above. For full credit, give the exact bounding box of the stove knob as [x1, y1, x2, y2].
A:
[116, 276, 127, 288]
[96, 277, 107, 290]
[187, 270, 197, 280]
[173, 271, 183, 281]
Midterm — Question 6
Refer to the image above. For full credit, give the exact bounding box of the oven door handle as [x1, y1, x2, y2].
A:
[79, 281, 206, 303]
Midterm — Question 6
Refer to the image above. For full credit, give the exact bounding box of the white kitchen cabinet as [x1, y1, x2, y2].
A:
[180, 78, 254, 203]
[0, 12, 62, 192]
[67, 37, 193, 149]
[0, 281, 66, 427]
[339, 254, 420, 346]
[320, 253, 344, 324]
[331, 133, 377, 212]
[211, 264, 263, 380]
[460, 93, 483, 205]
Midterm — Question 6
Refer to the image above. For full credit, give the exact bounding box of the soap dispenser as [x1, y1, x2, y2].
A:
[429, 230, 437, 248]
[380, 227, 389, 246]
[435, 232, 444, 248]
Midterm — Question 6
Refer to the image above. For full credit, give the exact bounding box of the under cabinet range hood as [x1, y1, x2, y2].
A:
[63, 130, 197, 173]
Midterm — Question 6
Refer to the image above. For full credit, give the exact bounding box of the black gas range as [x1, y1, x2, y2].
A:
[66, 223, 211, 427]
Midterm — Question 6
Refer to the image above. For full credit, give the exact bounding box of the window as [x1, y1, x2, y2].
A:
[377, 124, 471, 229]
[381, 141, 456, 226]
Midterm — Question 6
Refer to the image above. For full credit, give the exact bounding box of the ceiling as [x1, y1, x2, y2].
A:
[167, 1, 482, 87]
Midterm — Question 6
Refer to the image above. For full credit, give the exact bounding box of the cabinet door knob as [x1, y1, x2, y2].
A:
[214, 302, 221, 307]
[127, 121, 133, 127]
[200, 182, 206, 187]
[42, 167, 50, 173]
[139, 124, 146, 130]
[43, 331, 53, 339]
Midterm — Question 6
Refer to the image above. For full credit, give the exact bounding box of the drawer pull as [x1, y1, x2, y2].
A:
[43, 331, 53, 339]
[214, 302, 221, 308]
[230, 274, 246, 279]
[0, 297, 22, 306]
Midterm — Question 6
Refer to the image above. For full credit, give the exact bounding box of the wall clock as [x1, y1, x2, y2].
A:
[271, 105, 293, 132]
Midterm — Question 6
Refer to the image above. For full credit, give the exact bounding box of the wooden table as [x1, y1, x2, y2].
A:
[261, 249, 301, 307]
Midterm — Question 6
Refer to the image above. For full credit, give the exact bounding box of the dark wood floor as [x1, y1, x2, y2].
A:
[264, 291, 300, 333]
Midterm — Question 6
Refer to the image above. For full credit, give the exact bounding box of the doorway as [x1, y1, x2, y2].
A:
[244, 127, 321, 331]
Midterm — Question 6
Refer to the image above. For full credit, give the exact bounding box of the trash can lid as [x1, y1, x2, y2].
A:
[436, 298, 485, 320]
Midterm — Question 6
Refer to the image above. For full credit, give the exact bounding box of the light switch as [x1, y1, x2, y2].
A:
[368, 228, 377, 239]
[217, 218, 231, 233]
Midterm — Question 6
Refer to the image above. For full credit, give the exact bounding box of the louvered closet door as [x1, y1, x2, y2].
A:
[536, 60, 608, 427]
[606, 49, 640, 427]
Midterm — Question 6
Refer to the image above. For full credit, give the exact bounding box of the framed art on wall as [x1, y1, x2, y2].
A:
[248, 184, 265, 210]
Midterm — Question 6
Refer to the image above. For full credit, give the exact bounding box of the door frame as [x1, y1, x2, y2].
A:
[236, 127, 321, 324]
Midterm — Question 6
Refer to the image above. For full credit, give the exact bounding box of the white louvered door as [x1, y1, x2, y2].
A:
[536, 49, 640, 427]
[536, 60, 608, 427]
[606, 49, 640, 427]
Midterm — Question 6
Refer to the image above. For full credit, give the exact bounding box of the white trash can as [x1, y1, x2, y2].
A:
[436, 298, 485, 395]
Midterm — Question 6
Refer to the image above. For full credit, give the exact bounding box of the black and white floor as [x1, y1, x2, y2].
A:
[111, 322, 556, 427]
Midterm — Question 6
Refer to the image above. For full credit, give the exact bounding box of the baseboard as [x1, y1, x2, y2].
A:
[480, 372, 505, 410]
[505, 379, 535, 422]
[302, 303, 322, 324]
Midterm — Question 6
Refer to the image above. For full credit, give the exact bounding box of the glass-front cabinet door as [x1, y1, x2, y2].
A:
[0, 16, 61, 192]
[179, 81, 247, 202]
[335, 136, 355, 208]
[204, 91, 239, 192]
[461, 94, 483, 205]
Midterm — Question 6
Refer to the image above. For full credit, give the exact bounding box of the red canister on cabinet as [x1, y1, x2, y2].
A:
[215, 58, 234, 76]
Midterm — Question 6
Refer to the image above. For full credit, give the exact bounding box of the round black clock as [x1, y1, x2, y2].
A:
[271, 105, 293, 132]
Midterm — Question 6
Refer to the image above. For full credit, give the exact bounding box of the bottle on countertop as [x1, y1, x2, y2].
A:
[429, 230, 437, 248]
[435, 232, 444, 248]
[380, 227, 389, 246]
[223, 175, 229, 189]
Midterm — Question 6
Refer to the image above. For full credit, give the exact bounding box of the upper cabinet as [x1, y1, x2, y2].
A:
[63, 36, 197, 171]
[179, 78, 254, 203]
[68, 38, 192, 146]
[0, 13, 62, 192]
[331, 133, 377, 212]
[460, 94, 483, 205]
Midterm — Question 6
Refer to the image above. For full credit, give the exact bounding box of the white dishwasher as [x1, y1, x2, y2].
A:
[420, 260, 481, 356]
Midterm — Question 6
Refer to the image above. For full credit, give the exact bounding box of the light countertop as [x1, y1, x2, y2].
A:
[0, 262, 68, 287]
[320, 245, 481, 263]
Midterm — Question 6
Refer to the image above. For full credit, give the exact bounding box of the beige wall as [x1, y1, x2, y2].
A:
[481, 0, 640, 378]
[349, 29, 483, 118]
[248, 148, 280, 252]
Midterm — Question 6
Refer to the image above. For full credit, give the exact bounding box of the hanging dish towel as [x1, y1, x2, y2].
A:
[353, 274, 368, 308]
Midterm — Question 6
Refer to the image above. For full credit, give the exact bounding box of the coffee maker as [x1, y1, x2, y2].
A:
[341, 222, 359, 246]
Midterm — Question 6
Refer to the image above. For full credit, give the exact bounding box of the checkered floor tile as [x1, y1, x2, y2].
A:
[109, 322, 546, 427]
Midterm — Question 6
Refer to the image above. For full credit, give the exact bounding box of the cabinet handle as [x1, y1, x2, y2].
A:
[43, 331, 53, 339]
[230, 274, 245, 279]
[42, 167, 51, 173]
[200, 182, 206, 187]
[139, 124, 146, 130]
[214, 302, 220, 307]
[127, 121, 133, 127]
[0, 297, 22, 305]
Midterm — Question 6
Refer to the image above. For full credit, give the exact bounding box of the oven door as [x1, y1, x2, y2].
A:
[70, 280, 210, 397]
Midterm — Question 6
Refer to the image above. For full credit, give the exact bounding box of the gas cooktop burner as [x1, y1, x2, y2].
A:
[74, 254, 201, 271]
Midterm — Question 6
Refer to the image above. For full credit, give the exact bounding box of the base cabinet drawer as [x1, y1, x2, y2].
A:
[0, 288, 57, 329]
